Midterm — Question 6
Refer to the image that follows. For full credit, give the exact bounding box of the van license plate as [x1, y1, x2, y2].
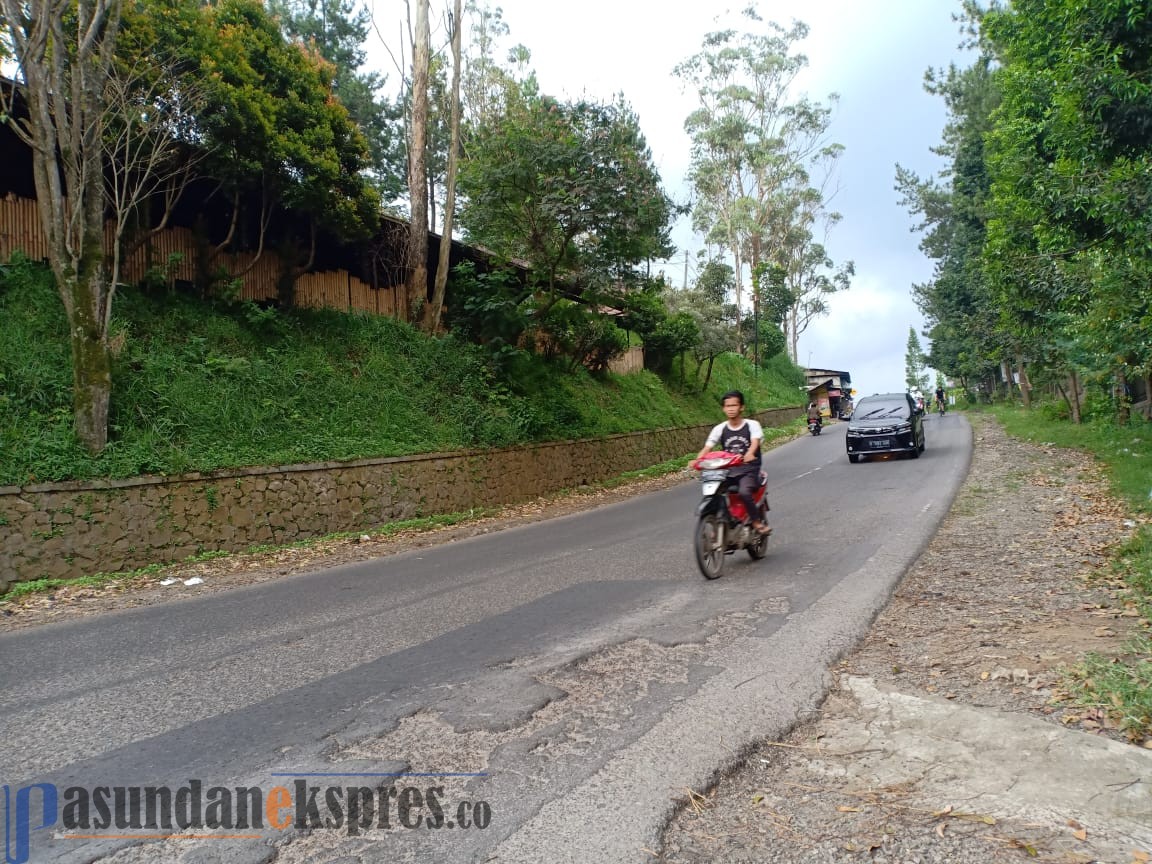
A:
[868, 439, 891, 449]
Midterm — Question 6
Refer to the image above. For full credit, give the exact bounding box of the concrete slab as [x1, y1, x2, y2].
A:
[806, 676, 1152, 858]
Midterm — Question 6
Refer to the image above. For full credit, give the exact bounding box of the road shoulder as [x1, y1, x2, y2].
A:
[659, 413, 1151, 863]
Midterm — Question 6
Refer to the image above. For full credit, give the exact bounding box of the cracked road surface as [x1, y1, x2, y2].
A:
[0, 419, 971, 863]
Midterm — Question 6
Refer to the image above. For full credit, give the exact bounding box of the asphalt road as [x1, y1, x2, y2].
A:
[0, 413, 972, 864]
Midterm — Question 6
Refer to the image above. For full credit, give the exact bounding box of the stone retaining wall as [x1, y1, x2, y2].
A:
[0, 407, 801, 590]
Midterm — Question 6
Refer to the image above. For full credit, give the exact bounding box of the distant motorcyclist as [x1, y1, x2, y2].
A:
[806, 402, 823, 428]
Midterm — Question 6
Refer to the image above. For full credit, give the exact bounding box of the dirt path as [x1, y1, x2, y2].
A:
[659, 414, 1150, 864]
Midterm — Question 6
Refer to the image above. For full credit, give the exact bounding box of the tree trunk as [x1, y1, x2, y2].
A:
[66, 268, 113, 453]
[703, 355, 715, 391]
[275, 225, 316, 309]
[1068, 371, 1082, 424]
[1116, 368, 1131, 426]
[70, 305, 112, 452]
[405, 0, 431, 324]
[423, 0, 462, 334]
[788, 305, 799, 364]
[7, 0, 122, 454]
[1016, 358, 1032, 409]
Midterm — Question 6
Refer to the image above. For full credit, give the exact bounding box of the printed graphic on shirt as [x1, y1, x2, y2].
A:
[720, 423, 754, 460]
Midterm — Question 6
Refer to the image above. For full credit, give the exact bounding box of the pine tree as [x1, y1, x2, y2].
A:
[905, 327, 930, 393]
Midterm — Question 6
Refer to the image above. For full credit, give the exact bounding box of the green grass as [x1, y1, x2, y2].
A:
[989, 404, 1152, 514]
[0, 257, 803, 485]
[1064, 530, 1152, 740]
[988, 402, 1152, 739]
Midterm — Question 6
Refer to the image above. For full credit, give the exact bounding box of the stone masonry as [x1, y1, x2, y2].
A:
[0, 408, 800, 591]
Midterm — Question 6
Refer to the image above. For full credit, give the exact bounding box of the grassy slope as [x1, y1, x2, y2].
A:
[0, 258, 805, 485]
[989, 404, 1152, 739]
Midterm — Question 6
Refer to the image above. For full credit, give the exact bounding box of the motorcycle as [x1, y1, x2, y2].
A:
[690, 451, 770, 580]
[808, 417, 823, 436]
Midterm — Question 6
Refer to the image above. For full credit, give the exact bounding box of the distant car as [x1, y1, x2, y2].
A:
[845, 392, 925, 463]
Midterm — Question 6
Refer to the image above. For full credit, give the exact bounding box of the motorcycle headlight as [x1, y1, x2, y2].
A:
[696, 457, 729, 470]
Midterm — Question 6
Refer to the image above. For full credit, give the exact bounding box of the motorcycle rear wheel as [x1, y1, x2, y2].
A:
[694, 514, 725, 580]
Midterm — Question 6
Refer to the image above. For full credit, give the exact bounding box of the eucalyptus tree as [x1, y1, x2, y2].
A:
[460, 1, 533, 132]
[675, 6, 850, 357]
[405, 0, 431, 322]
[0, 0, 123, 453]
[768, 196, 854, 362]
[424, 0, 462, 334]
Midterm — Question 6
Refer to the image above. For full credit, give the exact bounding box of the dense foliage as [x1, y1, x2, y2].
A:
[460, 91, 675, 293]
[901, 1, 1152, 420]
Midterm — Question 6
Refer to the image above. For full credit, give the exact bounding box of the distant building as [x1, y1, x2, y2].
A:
[804, 368, 853, 418]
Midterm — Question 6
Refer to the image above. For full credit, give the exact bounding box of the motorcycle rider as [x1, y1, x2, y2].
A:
[806, 401, 823, 430]
[696, 391, 771, 536]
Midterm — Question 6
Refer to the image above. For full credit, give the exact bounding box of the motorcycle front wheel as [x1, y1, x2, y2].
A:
[694, 514, 725, 580]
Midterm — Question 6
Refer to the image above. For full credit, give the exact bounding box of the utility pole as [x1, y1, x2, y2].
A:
[683, 251, 689, 290]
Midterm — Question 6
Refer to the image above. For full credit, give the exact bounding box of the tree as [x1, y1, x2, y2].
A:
[675, 6, 850, 352]
[696, 259, 736, 307]
[897, 49, 1011, 397]
[775, 223, 854, 362]
[423, 0, 462, 333]
[459, 92, 674, 300]
[268, 0, 406, 201]
[112, 0, 380, 302]
[405, 0, 431, 323]
[101, 56, 209, 281]
[662, 284, 737, 390]
[979, 0, 1152, 420]
[905, 327, 930, 394]
[460, 1, 532, 131]
[0, 0, 123, 453]
[644, 310, 701, 381]
[752, 262, 792, 327]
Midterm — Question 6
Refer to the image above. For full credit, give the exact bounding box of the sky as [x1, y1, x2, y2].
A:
[368, 0, 974, 396]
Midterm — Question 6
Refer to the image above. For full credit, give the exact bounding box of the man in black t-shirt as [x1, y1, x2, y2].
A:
[696, 390, 771, 536]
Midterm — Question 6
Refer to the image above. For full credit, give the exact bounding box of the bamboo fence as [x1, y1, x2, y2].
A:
[0, 194, 403, 318]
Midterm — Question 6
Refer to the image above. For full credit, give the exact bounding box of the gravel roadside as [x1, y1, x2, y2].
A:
[658, 413, 1150, 864]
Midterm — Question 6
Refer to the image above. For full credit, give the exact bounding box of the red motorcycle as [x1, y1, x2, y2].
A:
[690, 451, 770, 580]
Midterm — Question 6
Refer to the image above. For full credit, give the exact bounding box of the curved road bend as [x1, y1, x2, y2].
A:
[0, 414, 973, 864]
